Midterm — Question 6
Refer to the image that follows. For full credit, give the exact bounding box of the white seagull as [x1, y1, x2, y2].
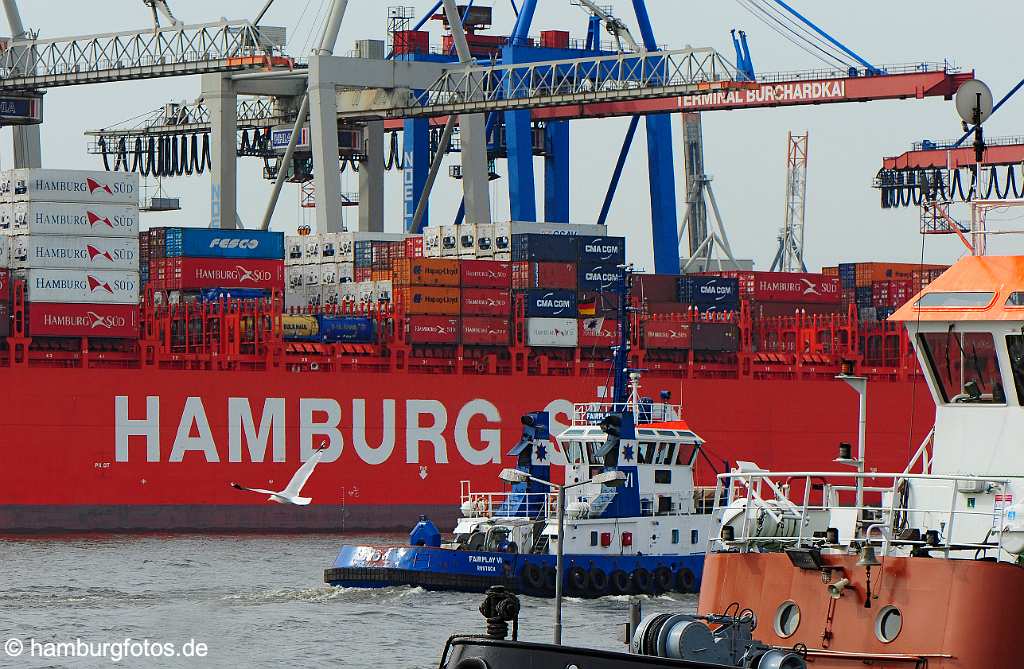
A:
[230, 444, 329, 506]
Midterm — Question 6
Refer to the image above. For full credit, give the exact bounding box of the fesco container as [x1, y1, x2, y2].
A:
[577, 262, 624, 291]
[510, 233, 578, 262]
[523, 289, 577, 318]
[461, 316, 511, 345]
[526, 317, 578, 347]
[396, 286, 461, 315]
[157, 258, 284, 291]
[512, 261, 577, 290]
[1, 169, 139, 205]
[691, 322, 739, 352]
[461, 288, 512, 316]
[10, 235, 138, 270]
[163, 228, 284, 260]
[577, 235, 626, 263]
[27, 302, 139, 337]
[317, 315, 375, 343]
[407, 315, 459, 344]
[392, 258, 460, 287]
[0, 202, 139, 237]
[643, 321, 691, 350]
[17, 268, 139, 304]
[460, 259, 511, 288]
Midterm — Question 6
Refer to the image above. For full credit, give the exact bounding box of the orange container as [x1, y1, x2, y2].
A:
[854, 262, 946, 288]
[396, 286, 461, 315]
[392, 258, 461, 287]
[821, 266, 838, 277]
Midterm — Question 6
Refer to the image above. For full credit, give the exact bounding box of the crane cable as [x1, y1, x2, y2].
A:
[733, 0, 852, 71]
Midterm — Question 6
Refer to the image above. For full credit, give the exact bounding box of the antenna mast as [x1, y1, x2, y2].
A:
[771, 131, 809, 272]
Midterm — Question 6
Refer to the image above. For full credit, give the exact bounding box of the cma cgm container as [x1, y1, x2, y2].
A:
[679, 276, 740, 312]
[461, 316, 511, 345]
[163, 228, 284, 259]
[643, 321, 691, 349]
[577, 262, 623, 291]
[526, 317, 578, 348]
[577, 235, 626, 263]
[156, 258, 284, 291]
[460, 259, 511, 288]
[10, 235, 138, 270]
[461, 288, 512, 316]
[16, 268, 139, 304]
[396, 286, 461, 315]
[27, 303, 139, 338]
[0, 169, 138, 205]
[393, 258, 460, 287]
[407, 315, 459, 344]
[0, 202, 139, 236]
[523, 289, 578, 318]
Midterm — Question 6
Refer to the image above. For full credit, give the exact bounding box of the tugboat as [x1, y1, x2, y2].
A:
[324, 268, 718, 597]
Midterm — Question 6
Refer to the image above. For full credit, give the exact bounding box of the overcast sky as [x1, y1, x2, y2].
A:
[6, 1, 1024, 270]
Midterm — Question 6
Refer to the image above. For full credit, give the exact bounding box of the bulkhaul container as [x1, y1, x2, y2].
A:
[1, 169, 139, 205]
[281, 315, 320, 340]
[163, 228, 284, 260]
[0, 202, 139, 237]
[27, 302, 139, 338]
[526, 317, 578, 348]
[11, 235, 138, 270]
[17, 268, 140, 304]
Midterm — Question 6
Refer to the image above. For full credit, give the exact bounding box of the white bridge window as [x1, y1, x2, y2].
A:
[919, 331, 1005, 404]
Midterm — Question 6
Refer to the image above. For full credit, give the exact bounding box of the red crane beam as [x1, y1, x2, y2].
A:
[883, 142, 1024, 170]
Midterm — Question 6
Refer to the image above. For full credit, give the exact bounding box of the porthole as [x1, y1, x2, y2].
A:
[773, 601, 801, 638]
[875, 606, 903, 643]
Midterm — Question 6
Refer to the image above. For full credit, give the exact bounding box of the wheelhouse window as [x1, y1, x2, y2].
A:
[637, 442, 656, 464]
[1008, 335, 1024, 405]
[916, 292, 994, 308]
[565, 441, 587, 465]
[676, 443, 699, 465]
[653, 443, 677, 465]
[919, 331, 1005, 404]
[1007, 292, 1024, 307]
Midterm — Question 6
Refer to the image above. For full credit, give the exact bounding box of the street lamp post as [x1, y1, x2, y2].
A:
[836, 372, 868, 513]
[499, 467, 627, 645]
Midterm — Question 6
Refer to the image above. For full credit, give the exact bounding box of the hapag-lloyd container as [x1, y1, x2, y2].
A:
[461, 316, 511, 345]
[461, 288, 511, 316]
[157, 258, 284, 290]
[407, 315, 459, 344]
[392, 258, 461, 287]
[163, 228, 284, 260]
[460, 259, 511, 288]
[0, 202, 140, 237]
[0, 169, 139, 205]
[526, 317, 578, 348]
[643, 321, 692, 350]
[17, 268, 139, 304]
[27, 302, 139, 338]
[396, 286, 461, 315]
[11, 235, 139, 270]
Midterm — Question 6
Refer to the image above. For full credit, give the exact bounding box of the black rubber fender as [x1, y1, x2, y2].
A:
[610, 569, 631, 595]
[521, 562, 544, 590]
[632, 567, 654, 594]
[675, 567, 697, 594]
[567, 565, 588, 593]
[587, 567, 610, 596]
[541, 565, 557, 592]
[653, 566, 674, 593]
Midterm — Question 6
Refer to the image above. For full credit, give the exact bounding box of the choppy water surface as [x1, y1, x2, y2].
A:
[1, 534, 696, 668]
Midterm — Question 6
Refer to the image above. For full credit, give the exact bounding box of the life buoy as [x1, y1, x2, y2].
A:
[632, 567, 654, 594]
[522, 562, 545, 590]
[610, 569, 631, 594]
[653, 566, 673, 593]
[542, 565, 557, 592]
[587, 568, 610, 596]
[568, 565, 588, 593]
[675, 567, 697, 593]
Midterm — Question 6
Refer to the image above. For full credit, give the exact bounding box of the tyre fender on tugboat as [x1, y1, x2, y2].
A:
[521, 562, 544, 590]
[653, 566, 673, 593]
[587, 567, 609, 596]
[675, 567, 696, 593]
[610, 569, 631, 594]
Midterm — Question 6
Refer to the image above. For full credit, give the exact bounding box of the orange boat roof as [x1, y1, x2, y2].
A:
[641, 420, 695, 432]
[890, 255, 1024, 322]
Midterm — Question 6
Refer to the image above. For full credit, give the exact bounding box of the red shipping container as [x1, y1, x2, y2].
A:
[0, 269, 9, 301]
[512, 261, 576, 290]
[461, 316, 511, 345]
[158, 258, 284, 290]
[404, 236, 424, 258]
[28, 302, 139, 338]
[407, 316, 459, 344]
[460, 260, 511, 288]
[354, 267, 373, 283]
[643, 321, 692, 350]
[752, 302, 845, 319]
[392, 29, 429, 55]
[461, 288, 511, 316]
[540, 30, 570, 49]
[646, 301, 690, 315]
[579, 318, 618, 348]
[631, 274, 680, 303]
[750, 272, 840, 304]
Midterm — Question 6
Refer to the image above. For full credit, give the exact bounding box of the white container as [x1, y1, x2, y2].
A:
[457, 224, 476, 258]
[475, 223, 495, 258]
[304, 237, 320, 263]
[441, 225, 459, 258]
[1, 169, 139, 205]
[17, 268, 140, 304]
[0, 235, 7, 266]
[526, 317, 579, 348]
[285, 236, 305, 264]
[423, 227, 443, 258]
[356, 282, 376, 303]
[320, 285, 340, 307]
[339, 283, 360, 303]
[303, 264, 322, 287]
[304, 284, 322, 308]
[11, 235, 138, 270]
[336, 262, 354, 284]
[0, 202, 140, 237]
[374, 280, 393, 302]
[320, 263, 339, 286]
[285, 266, 304, 290]
[284, 288, 306, 310]
[319, 233, 340, 261]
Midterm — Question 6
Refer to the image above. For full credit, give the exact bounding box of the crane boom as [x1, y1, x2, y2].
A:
[571, 0, 641, 52]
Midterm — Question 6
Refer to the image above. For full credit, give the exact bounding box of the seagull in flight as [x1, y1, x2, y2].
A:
[230, 443, 329, 506]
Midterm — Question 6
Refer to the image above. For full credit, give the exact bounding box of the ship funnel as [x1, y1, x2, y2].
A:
[826, 577, 849, 599]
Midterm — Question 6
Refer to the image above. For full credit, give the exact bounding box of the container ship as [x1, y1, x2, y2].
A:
[0, 169, 942, 533]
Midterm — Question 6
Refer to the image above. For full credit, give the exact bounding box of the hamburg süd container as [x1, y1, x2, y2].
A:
[510, 233, 578, 262]
[26, 302, 139, 338]
[163, 228, 284, 260]
[525, 317, 578, 348]
[0, 269, 10, 298]
[579, 318, 619, 348]
[460, 259, 511, 288]
[0, 169, 139, 205]
[643, 321, 692, 350]
[577, 262, 624, 291]
[16, 268, 140, 304]
[523, 288, 578, 318]
[0, 202, 140, 237]
[577, 235, 626, 263]
[407, 315, 459, 344]
[461, 316, 511, 345]
[0, 302, 9, 337]
[156, 258, 284, 291]
[396, 286, 461, 315]
[460, 288, 512, 316]
[10, 235, 139, 270]
[392, 258, 461, 287]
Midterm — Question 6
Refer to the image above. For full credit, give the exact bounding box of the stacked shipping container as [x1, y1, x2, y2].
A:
[835, 261, 949, 321]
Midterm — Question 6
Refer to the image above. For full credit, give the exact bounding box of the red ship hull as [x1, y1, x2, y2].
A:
[0, 366, 935, 532]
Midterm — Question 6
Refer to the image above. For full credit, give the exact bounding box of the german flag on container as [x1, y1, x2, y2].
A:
[578, 299, 597, 317]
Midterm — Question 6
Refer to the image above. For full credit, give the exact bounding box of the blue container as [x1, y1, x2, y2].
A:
[354, 241, 374, 269]
[678, 276, 740, 305]
[855, 286, 873, 307]
[163, 228, 284, 259]
[511, 234, 578, 262]
[838, 263, 857, 289]
[196, 288, 270, 302]
[317, 315, 376, 343]
[577, 262, 624, 291]
[523, 289, 578, 318]
[577, 236, 626, 263]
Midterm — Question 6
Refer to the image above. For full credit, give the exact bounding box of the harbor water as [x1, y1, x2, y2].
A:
[1, 534, 697, 668]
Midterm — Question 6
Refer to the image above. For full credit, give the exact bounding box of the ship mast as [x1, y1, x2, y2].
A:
[612, 266, 633, 408]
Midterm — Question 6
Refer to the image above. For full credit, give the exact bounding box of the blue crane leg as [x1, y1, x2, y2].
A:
[544, 121, 569, 223]
[403, 118, 430, 233]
